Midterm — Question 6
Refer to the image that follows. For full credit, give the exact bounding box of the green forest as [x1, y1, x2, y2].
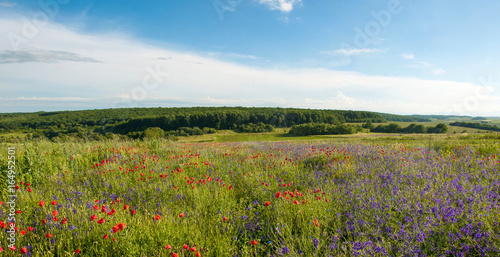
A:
[0, 107, 437, 141]
[370, 123, 448, 134]
[0, 107, 379, 138]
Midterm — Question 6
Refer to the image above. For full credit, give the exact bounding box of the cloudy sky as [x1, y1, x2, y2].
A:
[0, 0, 499, 115]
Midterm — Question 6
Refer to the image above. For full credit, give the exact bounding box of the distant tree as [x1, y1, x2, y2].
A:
[362, 120, 374, 130]
[427, 123, 448, 134]
[140, 127, 165, 139]
[386, 123, 402, 133]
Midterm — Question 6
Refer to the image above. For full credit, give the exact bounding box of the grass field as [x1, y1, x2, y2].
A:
[0, 132, 29, 139]
[0, 133, 499, 256]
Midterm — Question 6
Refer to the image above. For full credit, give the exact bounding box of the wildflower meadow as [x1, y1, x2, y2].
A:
[1, 136, 500, 256]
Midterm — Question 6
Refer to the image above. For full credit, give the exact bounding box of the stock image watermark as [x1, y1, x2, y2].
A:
[449, 75, 497, 115]
[7, 0, 70, 50]
[6, 146, 17, 250]
[213, 0, 243, 21]
[108, 63, 170, 128]
[334, 0, 406, 65]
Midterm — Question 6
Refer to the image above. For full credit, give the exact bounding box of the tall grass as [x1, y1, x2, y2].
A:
[0, 135, 499, 256]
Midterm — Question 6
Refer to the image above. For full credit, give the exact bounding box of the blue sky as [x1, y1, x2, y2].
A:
[0, 0, 499, 115]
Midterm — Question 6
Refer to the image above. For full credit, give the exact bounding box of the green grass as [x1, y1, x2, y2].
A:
[0, 132, 30, 139]
[1, 133, 500, 256]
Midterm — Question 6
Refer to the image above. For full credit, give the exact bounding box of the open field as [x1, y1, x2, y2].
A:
[0, 132, 30, 140]
[1, 134, 500, 256]
[175, 126, 500, 144]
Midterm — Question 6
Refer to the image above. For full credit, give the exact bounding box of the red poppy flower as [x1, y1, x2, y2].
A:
[101, 206, 107, 213]
[222, 217, 228, 221]
[93, 205, 99, 211]
[264, 201, 271, 206]
[196, 252, 201, 257]
[90, 215, 97, 221]
[131, 209, 136, 215]
[276, 192, 281, 198]
[28, 227, 33, 231]
[171, 253, 178, 257]
[42, 219, 47, 224]
[51, 201, 57, 205]
[10, 246, 16, 251]
[123, 204, 129, 210]
[183, 244, 189, 250]
[103, 235, 108, 239]
[75, 249, 81, 254]
[20, 247, 27, 254]
[21, 230, 26, 235]
[61, 218, 68, 224]
[39, 201, 45, 208]
[155, 215, 161, 220]
[46, 233, 52, 238]
[165, 245, 172, 250]
[251, 240, 258, 246]
[179, 213, 185, 218]
[293, 200, 299, 205]
[0, 246, 3, 251]
[97, 218, 105, 224]
[52, 210, 58, 216]
[190, 247, 196, 252]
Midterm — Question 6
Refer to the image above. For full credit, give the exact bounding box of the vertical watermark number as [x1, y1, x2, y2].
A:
[6, 146, 17, 250]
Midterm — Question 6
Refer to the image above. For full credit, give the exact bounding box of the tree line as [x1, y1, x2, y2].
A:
[108, 108, 385, 134]
[369, 123, 448, 134]
[449, 122, 500, 132]
[0, 107, 387, 139]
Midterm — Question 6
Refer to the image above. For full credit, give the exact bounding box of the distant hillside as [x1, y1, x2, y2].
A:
[0, 107, 387, 138]
[411, 115, 471, 120]
[374, 113, 431, 122]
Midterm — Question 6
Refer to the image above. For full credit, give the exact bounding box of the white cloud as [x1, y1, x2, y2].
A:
[401, 53, 415, 60]
[0, 17, 498, 115]
[257, 0, 302, 12]
[13, 96, 90, 101]
[408, 60, 432, 69]
[401, 53, 445, 75]
[0, 50, 99, 63]
[325, 48, 381, 56]
[432, 68, 446, 75]
[206, 52, 258, 60]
